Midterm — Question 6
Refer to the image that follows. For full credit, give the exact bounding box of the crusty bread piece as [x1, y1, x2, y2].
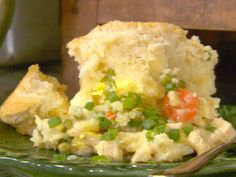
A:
[0, 65, 69, 135]
[67, 21, 218, 114]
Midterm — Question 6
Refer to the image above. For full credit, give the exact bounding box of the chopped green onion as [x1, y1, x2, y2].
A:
[102, 77, 115, 86]
[107, 91, 119, 103]
[135, 94, 142, 105]
[157, 116, 168, 124]
[91, 155, 109, 162]
[166, 82, 177, 91]
[146, 124, 166, 141]
[178, 80, 186, 88]
[84, 101, 95, 110]
[183, 125, 193, 136]
[101, 69, 116, 83]
[127, 92, 142, 106]
[143, 119, 156, 129]
[97, 116, 112, 130]
[160, 74, 172, 86]
[123, 97, 135, 109]
[100, 128, 118, 141]
[48, 117, 62, 128]
[101, 75, 109, 82]
[153, 124, 166, 134]
[146, 131, 153, 140]
[146, 130, 155, 141]
[127, 92, 135, 97]
[106, 69, 116, 77]
[63, 119, 73, 129]
[143, 107, 156, 118]
[129, 118, 142, 128]
[148, 115, 161, 121]
[206, 51, 212, 61]
[168, 129, 180, 141]
[53, 154, 67, 161]
[205, 125, 215, 132]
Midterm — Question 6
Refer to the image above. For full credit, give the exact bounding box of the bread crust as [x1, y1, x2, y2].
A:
[67, 21, 186, 64]
[0, 65, 69, 135]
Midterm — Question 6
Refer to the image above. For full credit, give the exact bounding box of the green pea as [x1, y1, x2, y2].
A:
[48, 117, 62, 128]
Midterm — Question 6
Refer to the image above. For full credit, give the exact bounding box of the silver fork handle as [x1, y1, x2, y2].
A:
[149, 139, 236, 177]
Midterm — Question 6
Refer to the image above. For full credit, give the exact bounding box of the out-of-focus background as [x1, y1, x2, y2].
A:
[0, 0, 236, 104]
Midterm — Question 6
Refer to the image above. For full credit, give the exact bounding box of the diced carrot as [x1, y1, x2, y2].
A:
[106, 111, 116, 120]
[164, 89, 198, 122]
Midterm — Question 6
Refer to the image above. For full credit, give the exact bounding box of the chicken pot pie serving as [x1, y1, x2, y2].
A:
[1, 21, 236, 163]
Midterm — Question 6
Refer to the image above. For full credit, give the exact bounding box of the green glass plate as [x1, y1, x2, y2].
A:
[0, 105, 236, 177]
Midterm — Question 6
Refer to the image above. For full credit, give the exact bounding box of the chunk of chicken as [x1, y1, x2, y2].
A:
[187, 129, 215, 154]
[131, 145, 152, 163]
[95, 140, 123, 161]
[210, 118, 236, 144]
[151, 134, 186, 162]
[188, 118, 236, 155]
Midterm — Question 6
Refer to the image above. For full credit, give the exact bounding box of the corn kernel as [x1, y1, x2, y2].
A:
[79, 134, 85, 139]
[116, 79, 136, 94]
[95, 83, 106, 91]
[91, 91, 103, 96]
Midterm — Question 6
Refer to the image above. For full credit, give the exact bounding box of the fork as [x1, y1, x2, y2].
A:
[149, 139, 236, 177]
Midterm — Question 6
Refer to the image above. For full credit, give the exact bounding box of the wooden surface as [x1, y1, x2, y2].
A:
[61, 0, 98, 98]
[98, 0, 236, 31]
[61, 0, 236, 97]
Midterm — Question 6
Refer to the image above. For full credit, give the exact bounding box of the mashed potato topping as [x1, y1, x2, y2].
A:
[27, 21, 236, 163]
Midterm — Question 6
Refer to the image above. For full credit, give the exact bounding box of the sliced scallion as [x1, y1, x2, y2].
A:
[168, 129, 180, 141]
[84, 101, 95, 110]
[97, 116, 112, 130]
[100, 128, 118, 141]
[129, 118, 142, 128]
[143, 107, 156, 118]
[146, 130, 155, 141]
[153, 124, 166, 134]
[123, 97, 135, 109]
[107, 91, 119, 103]
[143, 119, 156, 130]
[183, 125, 193, 136]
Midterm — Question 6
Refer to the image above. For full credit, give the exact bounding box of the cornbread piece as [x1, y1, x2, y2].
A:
[67, 21, 218, 115]
[0, 65, 69, 135]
